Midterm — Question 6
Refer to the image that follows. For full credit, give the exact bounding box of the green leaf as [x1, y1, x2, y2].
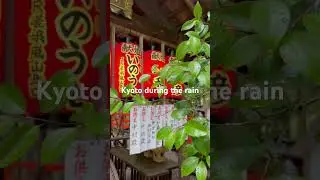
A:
[39, 70, 77, 113]
[176, 41, 190, 60]
[182, 19, 196, 31]
[188, 61, 201, 77]
[185, 31, 200, 38]
[122, 102, 135, 113]
[110, 100, 123, 115]
[133, 95, 147, 105]
[0, 124, 40, 168]
[193, 1, 202, 19]
[41, 128, 77, 164]
[250, 0, 290, 48]
[206, 156, 210, 168]
[224, 35, 262, 68]
[0, 118, 15, 136]
[0, 84, 26, 114]
[197, 71, 210, 87]
[171, 108, 190, 120]
[303, 13, 320, 34]
[182, 144, 198, 157]
[185, 120, 208, 137]
[110, 88, 119, 99]
[189, 36, 201, 55]
[193, 136, 210, 156]
[201, 43, 210, 57]
[164, 130, 176, 149]
[174, 100, 192, 110]
[92, 41, 110, 68]
[181, 156, 199, 176]
[196, 161, 208, 180]
[157, 127, 172, 140]
[139, 74, 151, 84]
[175, 128, 187, 149]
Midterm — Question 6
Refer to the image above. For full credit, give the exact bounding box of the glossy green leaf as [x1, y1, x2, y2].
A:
[0, 84, 26, 114]
[193, 136, 210, 156]
[182, 144, 198, 157]
[139, 74, 151, 84]
[110, 88, 119, 99]
[206, 155, 210, 168]
[157, 127, 172, 140]
[41, 128, 77, 164]
[250, 0, 290, 48]
[182, 19, 196, 31]
[171, 108, 190, 120]
[0, 125, 40, 167]
[92, 41, 110, 67]
[185, 120, 208, 137]
[197, 71, 210, 87]
[189, 36, 201, 55]
[193, 1, 202, 19]
[122, 102, 135, 113]
[196, 161, 208, 180]
[110, 100, 123, 115]
[176, 41, 190, 60]
[174, 128, 187, 149]
[164, 130, 176, 150]
[224, 35, 262, 68]
[201, 43, 210, 57]
[181, 156, 199, 176]
[185, 31, 200, 38]
[133, 95, 147, 105]
[188, 61, 201, 77]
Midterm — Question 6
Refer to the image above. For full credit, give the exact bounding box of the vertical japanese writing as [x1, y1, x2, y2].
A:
[119, 57, 125, 90]
[74, 144, 88, 180]
[140, 106, 147, 152]
[151, 51, 164, 62]
[28, 0, 47, 98]
[55, 0, 93, 79]
[156, 105, 163, 148]
[129, 106, 141, 155]
[146, 106, 152, 149]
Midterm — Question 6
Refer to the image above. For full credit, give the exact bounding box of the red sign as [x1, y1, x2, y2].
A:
[111, 42, 142, 97]
[12, 0, 101, 115]
[143, 50, 166, 99]
[165, 56, 184, 100]
[211, 67, 236, 120]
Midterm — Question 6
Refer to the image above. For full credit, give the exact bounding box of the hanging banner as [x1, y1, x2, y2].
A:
[0, 0, 3, 82]
[111, 42, 142, 97]
[143, 50, 166, 99]
[165, 56, 184, 100]
[12, 0, 101, 115]
[129, 104, 187, 155]
[211, 67, 236, 120]
[65, 140, 108, 180]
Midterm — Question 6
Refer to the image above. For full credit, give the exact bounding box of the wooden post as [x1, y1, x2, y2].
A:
[139, 35, 144, 94]
[111, 25, 116, 88]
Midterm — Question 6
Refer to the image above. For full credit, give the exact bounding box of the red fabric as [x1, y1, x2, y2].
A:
[14, 0, 100, 115]
[211, 67, 236, 120]
[111, 42, 142, 97]
[143, 50, 166, 99]
[164, 56, 184, 100]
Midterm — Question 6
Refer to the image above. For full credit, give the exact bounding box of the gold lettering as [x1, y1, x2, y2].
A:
[28, 0, 47, 98]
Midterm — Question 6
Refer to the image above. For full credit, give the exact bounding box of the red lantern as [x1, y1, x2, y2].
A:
[111, 42, 142, 97]
[165, 56, 184, 100]
[8, 0, 101, 115]
[211, 67, 236, 120]
[143, 50, 166, 99]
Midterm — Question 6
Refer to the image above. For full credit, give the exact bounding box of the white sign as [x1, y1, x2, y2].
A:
[129, 104, 187, 155]
[65, 140, 108, 180]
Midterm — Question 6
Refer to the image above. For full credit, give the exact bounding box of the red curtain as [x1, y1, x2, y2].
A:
[111, 42, 142, 96]
[143, 50, 166, 99]
[12, 0, 101, 115]
[165, 56, 184, 100]
[211, 67, 236, 120]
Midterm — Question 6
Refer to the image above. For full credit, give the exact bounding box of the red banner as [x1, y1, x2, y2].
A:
[12, 0, 102, 115]
[111, 42, 142, 96]
[143, 50, 166, 99]
[211, 67, 236, 120]
[165, 56, 184, 100]
[0, 0, 3, 82]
